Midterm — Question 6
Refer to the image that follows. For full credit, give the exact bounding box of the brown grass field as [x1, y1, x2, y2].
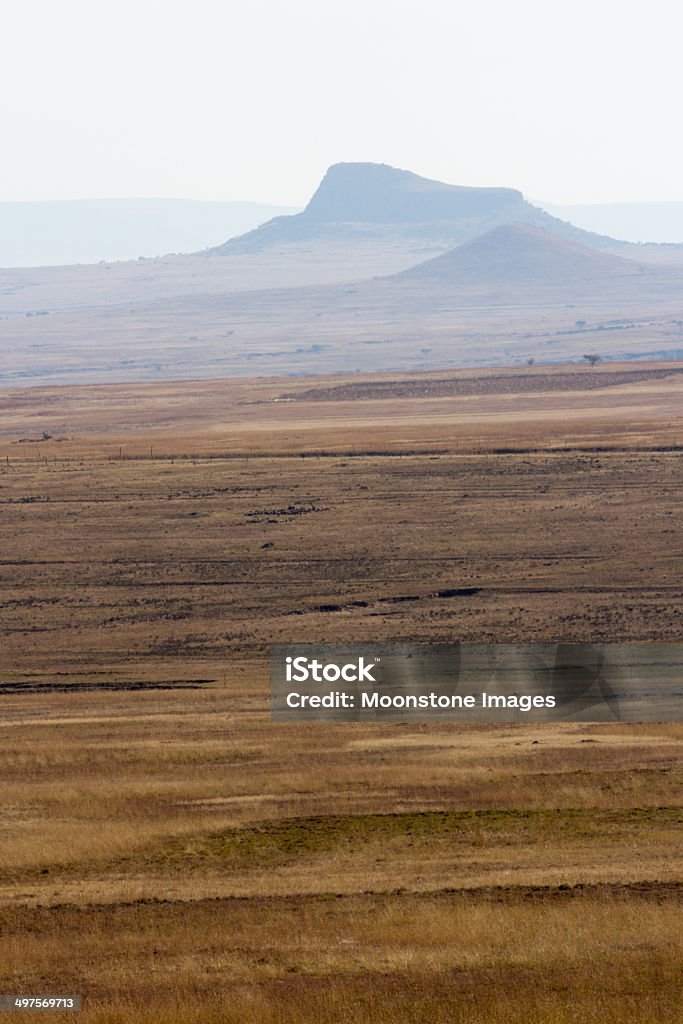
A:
[0, 361, 681, 1022]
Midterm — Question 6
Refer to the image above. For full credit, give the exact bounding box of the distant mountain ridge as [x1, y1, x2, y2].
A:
[537, 200, 683, 244]
[0, 198, 300, 268]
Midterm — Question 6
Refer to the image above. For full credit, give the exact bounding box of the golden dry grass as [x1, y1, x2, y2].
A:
[0, 364, 681, 1021]
[1, 694, 682, 900]
[2, 892, 682, 1023]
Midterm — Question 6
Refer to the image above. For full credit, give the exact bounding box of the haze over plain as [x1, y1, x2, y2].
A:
[2, 162, 683, 387]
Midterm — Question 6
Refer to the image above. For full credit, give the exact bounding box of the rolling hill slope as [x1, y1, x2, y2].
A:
[396, 224, 646, 290]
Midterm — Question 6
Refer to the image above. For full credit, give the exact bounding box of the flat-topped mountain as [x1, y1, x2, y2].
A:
[215, 162, 620, 255]
[302, 162, 525, 223]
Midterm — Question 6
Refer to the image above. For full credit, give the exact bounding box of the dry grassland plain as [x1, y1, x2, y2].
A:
[0, 362, 682, 1022]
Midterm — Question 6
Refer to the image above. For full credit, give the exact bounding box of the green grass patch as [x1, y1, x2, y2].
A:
[134, 806, 683, 874]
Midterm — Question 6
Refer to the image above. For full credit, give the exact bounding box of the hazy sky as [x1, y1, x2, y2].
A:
[2, 0, 682, 205]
